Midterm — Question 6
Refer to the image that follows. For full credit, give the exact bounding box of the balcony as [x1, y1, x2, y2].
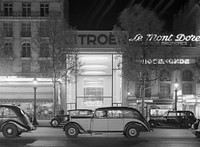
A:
[0, 11, 61, 18]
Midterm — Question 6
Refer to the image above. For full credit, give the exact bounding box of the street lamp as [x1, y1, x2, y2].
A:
[33, 77, 39, 126]
[174, 79, 179, 111]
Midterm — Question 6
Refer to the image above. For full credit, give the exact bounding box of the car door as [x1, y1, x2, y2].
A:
[0, 107, 4, 128]
[107, 110, 124, 131]
[165, 112, 177, 125]
[91, 110, 108, 132]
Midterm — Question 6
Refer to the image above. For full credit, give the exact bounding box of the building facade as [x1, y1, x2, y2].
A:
[0, 0, 64, 119]
[0, 0, 200, 120]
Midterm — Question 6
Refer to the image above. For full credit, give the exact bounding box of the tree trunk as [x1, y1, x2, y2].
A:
[141, 77, 146, 116]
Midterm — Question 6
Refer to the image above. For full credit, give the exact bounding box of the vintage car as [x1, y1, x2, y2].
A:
[63, 107, 151, 138]
[191, 119, 200, 138]
[0, 105, 36, 138]
[50, 109, 93, 127]
[148, 110, 196, 128]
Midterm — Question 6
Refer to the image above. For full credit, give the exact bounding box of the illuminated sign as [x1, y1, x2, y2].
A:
[129, 33, 200, 46]
[76, 31, 117, 48]
[142, 59, 194, 64]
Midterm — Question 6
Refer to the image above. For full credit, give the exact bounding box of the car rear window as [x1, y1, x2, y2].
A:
[3, 108, 17, 118]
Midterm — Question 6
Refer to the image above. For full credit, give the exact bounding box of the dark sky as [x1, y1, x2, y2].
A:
[67, 0, 190, 32]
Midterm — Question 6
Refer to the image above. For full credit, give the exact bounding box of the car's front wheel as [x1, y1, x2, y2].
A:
[2, 124, 18, 138]
[65, 124, 79, 138]
[125, 125, 140, 138]
[50, 119, 60, 127]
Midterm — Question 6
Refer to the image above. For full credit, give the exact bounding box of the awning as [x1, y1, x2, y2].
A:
[0, 98, 53, 104]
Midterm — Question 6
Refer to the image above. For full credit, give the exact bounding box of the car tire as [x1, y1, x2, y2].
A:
[65, 124, 79, 138]
[50, 119, 60, 127]
[125, 125, 139, 138]
[149, 121, 157, 128]
[2, 124, 18, 138]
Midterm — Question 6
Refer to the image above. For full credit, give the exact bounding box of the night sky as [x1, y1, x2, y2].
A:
[67, 0, 191, 32]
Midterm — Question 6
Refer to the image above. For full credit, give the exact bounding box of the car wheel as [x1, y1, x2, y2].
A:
[2, 124, 18, 138]
[50, 119, 60, 127]
[65, 124, 79, 138]
[149, 121, 156, 128]
[125, 125, 139, 138]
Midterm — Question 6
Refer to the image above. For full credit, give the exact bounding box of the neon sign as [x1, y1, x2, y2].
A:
[129, 33, 200, 46]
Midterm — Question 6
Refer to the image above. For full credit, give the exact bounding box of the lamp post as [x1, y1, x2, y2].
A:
[174, 79, 179, 111]
[33, 77, 39, 126]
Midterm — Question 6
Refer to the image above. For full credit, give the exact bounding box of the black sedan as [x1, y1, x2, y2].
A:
[0, 105, 36, 138]
[50, 109, 93, 127]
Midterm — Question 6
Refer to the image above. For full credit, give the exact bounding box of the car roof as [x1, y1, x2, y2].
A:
[0, 105, 20, 109]
[68, 109, 93, 112]
[95, 106, 139, 112]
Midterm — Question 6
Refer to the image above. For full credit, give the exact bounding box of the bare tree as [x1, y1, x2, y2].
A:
[114, 4, 180, 116]
[34, 12, 80, 116]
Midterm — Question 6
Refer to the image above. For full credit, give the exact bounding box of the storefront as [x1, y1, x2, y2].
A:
[66, 31, 123, 110]
[0, 77, 53, 119]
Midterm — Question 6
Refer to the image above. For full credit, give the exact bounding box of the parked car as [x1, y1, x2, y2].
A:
[63, 107, 151, 138]
[148, 110, 196, 128]
[50, 109, 93, 127]
[191, 119, 200, 138]
[0, 105, 36, 138]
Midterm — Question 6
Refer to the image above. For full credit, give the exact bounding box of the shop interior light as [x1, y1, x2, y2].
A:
[82, 71, 106, 75]
[80, 56, 109, 62]
[81, 65, 108, 70]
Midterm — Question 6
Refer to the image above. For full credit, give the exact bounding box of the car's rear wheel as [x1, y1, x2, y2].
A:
[65, 124, 79, 138]
[149, 121, 157, 128]
[2, 124, 18, 138]
[50, 119, 60, 127]
[125, 125, 139, 138]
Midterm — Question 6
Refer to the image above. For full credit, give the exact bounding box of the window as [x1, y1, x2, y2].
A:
[21, 23, 31, 37]
[182, 70, 194, 94]
[39, 22, 49, 37]
[3, 23, 13, 37]
[22, 61, 31, 73]
[84, 80, 103, 102]
[160, 70, 171, 81]
[107, 110, 123, 118]
[3, 43, 12, 57]
[182, 70, 193, 81]
[168, 112, 176, 116]
[39, 61, 50, 72]
[22, 3, 31, 16]
[3, 108, 17, 118]
[4, 2, 13, 16]
[40, 43, 49, 57]
[21, 43, 31, 57]
[160, 83, 171, 98]
[95, 110, 106, 118]
[182, 83, 193, 94]
[40, 3, 49, 16]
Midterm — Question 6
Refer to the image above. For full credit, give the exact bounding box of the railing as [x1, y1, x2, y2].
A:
[0, 11, 61, 17]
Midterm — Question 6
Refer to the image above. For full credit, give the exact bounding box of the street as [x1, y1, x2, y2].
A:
[0, 127, 199, 147]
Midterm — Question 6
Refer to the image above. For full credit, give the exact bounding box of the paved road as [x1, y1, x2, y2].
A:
[0, 127, 199, 147]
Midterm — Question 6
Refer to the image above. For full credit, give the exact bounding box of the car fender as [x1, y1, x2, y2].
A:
[124, 121, 150, 132]
[1, 121, 29, 132]
[63, 122, 87, 133]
